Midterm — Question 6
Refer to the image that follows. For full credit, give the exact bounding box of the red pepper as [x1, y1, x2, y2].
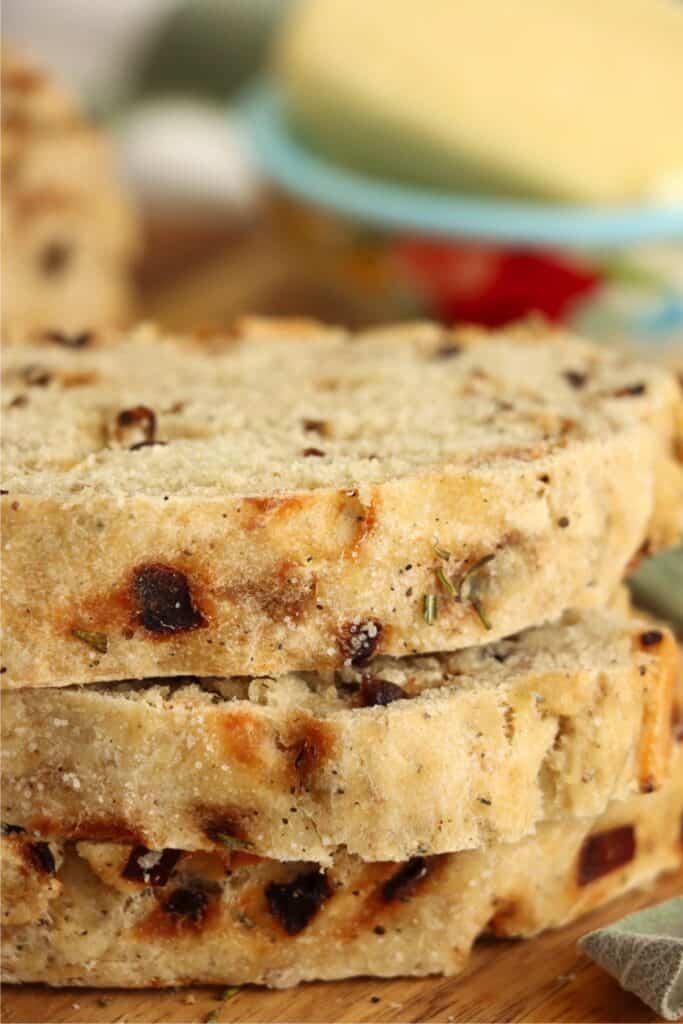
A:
[399, 239, 601, 327]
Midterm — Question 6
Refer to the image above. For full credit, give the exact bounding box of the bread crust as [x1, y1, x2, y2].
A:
[1, 611, 675, 862]
[2, 320, 681, 688]
[2, 748, 681, 988]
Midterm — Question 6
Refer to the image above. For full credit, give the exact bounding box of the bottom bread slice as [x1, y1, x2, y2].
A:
[2, 746, 681, 989]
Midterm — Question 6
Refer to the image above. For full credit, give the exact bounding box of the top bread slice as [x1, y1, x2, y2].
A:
[2, 319, 682, 688]
[1, 46, 138, 337]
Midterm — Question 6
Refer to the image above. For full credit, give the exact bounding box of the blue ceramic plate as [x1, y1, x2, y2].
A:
[243, 85, 683, 249]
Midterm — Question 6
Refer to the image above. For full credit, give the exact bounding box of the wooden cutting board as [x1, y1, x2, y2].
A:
[3, 867, 681, 1024]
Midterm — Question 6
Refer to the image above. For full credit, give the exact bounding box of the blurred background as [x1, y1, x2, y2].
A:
[3, 0, 683, 351]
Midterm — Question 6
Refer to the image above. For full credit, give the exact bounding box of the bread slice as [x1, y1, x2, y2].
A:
[2, 742, 681, 988]
[276, 0, 683, 204]
[1, 610, 675, 863]
[1, 47, 138, 336]
[2, 319, 681, 688]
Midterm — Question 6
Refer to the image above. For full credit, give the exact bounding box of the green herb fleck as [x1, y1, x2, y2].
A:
[220, 988, 240, 1002]
[213, 833, 253, 851]
[472, 597, 492, 631]
[436, 566, 457, 599]
[458, 554, 495, 631]
[71, 628, 108, 654]
[204, 1010, 220, 1023]
[238, 912, 255, 928]
[423, 594, 438, 625]
[433, 543, 451, 561]
[457, 554, 495, 601]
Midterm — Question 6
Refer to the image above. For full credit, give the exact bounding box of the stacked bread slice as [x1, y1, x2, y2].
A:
[1, 47, 138, 339]
[2, 319, 682, 988]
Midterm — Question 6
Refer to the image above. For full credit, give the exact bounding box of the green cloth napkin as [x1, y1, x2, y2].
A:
[628, 547, 683, 637]
[580, 898, 683, 1020]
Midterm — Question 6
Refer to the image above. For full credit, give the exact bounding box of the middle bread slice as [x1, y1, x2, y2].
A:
[2, 609, 675, 864]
